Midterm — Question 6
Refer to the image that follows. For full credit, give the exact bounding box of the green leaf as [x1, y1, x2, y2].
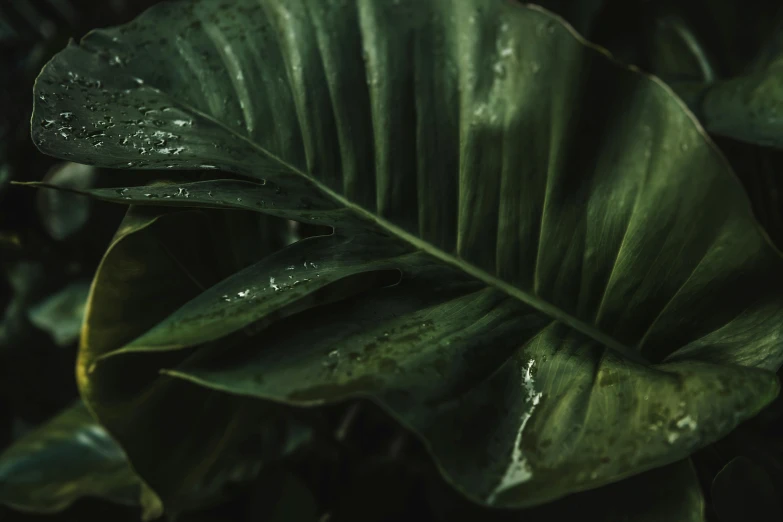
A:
[645, 10, 717, 83]
[671, 15, 783, 148]
[428, 459, 704, 521]
[35, 162, 96, 241]
[32, 0, 783, 510]
[18, 178, 346, 227]
[0, 401, 141, 513]
[103, 232, 407, 355]
[27, 280, 90, 346]
[528, 0, 606, 38]
[166, 264, 777, 507]
[77, 206, 307, 516]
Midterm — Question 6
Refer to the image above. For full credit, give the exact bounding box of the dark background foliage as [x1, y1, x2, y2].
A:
[2, 1, 783, 521]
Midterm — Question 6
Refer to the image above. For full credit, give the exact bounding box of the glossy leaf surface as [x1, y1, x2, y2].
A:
[77, 206, 308, 515]
[30, 0, 783, 510]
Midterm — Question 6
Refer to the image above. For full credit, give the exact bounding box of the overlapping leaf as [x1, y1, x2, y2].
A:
[30, 0, 783, 513]
[75, 205, 313, 515]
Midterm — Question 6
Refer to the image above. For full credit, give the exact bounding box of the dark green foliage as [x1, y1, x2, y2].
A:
[3, 1, 783, 521]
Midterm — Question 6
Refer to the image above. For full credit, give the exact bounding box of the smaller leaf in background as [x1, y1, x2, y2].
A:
[711, 456, 781, 522]
[671, 13, 783, 148]
[27, 280, 90, 346]
[0, 401, 141, 513]
[646, 11, 717, 83]
[35, 162, 96, 241]
[0, 262, 45, 351]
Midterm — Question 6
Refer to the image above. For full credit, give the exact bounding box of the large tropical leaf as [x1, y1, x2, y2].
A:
[30, 0, 783, 512]
[0, 401, 140, 513]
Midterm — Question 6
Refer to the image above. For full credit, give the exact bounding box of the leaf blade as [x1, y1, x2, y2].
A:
[0, 402, 141, 513]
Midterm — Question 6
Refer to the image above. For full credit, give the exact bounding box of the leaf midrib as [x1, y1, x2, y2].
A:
[33, 29, 644, 364]
[131, 89, 643, 364]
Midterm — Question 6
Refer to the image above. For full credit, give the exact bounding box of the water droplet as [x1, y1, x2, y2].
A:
[59, 111, 74, 121]
[237, 289, 250, 298]
[40, 119, 56, 128]
[176, 187, 189, 198]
